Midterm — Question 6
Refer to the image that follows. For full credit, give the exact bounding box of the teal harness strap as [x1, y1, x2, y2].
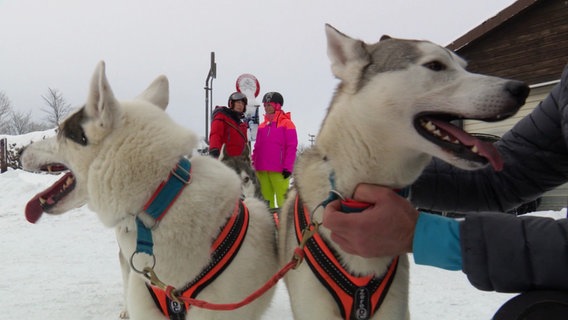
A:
[320, 171, 410, 213]
[320, 171, 340, 208]
[136, 219, 155, 255]
[136, 158, 192, 255]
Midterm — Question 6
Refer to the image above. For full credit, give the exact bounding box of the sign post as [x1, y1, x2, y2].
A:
[204, 52, 216, 144]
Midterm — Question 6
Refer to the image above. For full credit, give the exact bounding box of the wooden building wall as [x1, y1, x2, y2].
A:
[455, 0, 568, 210]
[451, 0, 568, 85]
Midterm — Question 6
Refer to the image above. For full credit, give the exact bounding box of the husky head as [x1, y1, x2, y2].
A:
[219, 144, 262, 200]
[22, 61, 197, 225]
[319, 24, 529, 189]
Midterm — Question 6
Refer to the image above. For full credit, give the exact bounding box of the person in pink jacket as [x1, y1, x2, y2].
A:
[252, 92, 298, 210]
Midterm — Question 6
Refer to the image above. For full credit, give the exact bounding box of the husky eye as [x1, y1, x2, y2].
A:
[68, 131, 88, 146]
[423, 61, 446, 71]
[80, 134, 88, 145]
[243, 177, 250, 183]
[61, 107, 89, 146]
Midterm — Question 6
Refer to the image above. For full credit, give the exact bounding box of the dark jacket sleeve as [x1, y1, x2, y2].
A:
[411, 65, 568, 212]
[461, 213, 568, 292]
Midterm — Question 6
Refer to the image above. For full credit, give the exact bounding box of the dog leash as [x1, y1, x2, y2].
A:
[128, 157, 316, 312]
[135, 167, 405, 312]
[141, 224, 317, 311]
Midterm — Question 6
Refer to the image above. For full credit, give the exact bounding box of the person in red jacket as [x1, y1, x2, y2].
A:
[208, 92, 249, 158]
[252, 92, 298, 210]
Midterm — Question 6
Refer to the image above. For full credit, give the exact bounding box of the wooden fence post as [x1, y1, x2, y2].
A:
[0, 138, 7, 173]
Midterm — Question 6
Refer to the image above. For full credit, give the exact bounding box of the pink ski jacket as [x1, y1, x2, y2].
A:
[252, 110, 298, 173]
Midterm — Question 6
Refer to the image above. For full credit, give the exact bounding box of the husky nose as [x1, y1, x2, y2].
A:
[506, 80, 530, 106]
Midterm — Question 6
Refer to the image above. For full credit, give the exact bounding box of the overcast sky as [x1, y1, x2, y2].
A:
[0, 0, 516, 145]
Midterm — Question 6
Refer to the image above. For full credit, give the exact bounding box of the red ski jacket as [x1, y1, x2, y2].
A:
[209, 106, 248, 157]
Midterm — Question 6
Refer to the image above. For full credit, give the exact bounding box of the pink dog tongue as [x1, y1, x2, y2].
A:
[429, 119, 504, 171]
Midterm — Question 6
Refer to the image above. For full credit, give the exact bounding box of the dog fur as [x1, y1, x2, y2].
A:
[219, 144, 262, 200]
[21, 61, 278, 320]
[277, 24, 528, 319]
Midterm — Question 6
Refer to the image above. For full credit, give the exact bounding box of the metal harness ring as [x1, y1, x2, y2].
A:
[130, 251, 157, 274]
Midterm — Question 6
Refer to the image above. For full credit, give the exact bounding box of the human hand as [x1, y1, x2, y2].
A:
[282, 169, 292, 179]
[322, 184, 419, 257]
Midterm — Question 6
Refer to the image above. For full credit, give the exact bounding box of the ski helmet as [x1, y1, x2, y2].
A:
[228, 92, 248, 112]
[262, 92, 284, 106]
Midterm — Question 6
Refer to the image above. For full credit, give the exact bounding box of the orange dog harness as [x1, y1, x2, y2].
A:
[294, 195, 399, 320]
[146, 200, 249, 319]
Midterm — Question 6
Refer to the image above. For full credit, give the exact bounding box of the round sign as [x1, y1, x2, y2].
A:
[236, 74, 260, 98]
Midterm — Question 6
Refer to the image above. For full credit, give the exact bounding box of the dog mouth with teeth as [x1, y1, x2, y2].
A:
[414, 114, 504, 171]
[25, 164, 76, 223]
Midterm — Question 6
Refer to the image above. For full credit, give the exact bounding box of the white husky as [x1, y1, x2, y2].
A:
[21, 61, 278, 320]
[278, 24, 529, 319]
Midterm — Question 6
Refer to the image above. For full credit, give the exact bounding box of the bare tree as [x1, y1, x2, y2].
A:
[0, 91, 13, 134]
[42, 87, 71, 127]
[29, 121, 52, 132]
[9, 109, 33, 135]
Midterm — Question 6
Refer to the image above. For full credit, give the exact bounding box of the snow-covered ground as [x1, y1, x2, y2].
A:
[1, 132, 565, 319]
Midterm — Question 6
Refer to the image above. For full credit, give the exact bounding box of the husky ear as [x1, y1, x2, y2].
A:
[85, 61, 120, 130]
[234, 144, 252, 165]
[325, 24, 369, 86]
[135, 75, 169, 110]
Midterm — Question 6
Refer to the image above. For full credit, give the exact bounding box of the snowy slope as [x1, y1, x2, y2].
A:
[1, 132, 564, 319]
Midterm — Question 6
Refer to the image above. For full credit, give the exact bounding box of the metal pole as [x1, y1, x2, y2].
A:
[204, 52, 216, 144]
[308, 134, 316, 146]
